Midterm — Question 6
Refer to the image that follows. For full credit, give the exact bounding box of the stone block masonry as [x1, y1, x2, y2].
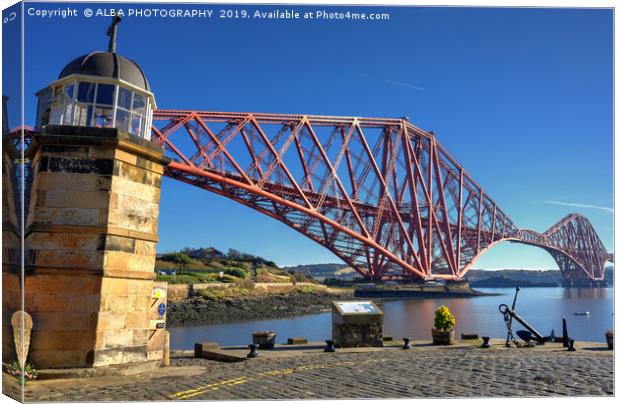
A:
[166, 282, 329, 301]
[331, 301, 384, 348]
[12, 125, 169, 369]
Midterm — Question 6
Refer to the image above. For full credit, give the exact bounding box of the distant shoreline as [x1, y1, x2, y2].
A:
[470, 276, 558, 288]
[353, 284, 499, 299]
[288, 264, 613, 288]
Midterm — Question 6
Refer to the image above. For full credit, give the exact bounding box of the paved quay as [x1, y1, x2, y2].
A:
[4, 340, 614, 401]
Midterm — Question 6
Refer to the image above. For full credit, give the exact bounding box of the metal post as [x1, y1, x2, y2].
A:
[562, 317, 569, 348]
[247, 344, 258, 358]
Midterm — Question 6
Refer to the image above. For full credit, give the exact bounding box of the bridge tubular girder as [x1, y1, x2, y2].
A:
[151, 110, 609, 282]
[541, 214, 609, 281]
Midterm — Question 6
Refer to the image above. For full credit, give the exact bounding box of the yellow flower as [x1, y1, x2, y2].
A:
[434, 305, 456, 331]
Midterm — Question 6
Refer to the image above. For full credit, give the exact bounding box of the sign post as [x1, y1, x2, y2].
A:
[149, 282, 169, 364]
[331, 300, 383, 348]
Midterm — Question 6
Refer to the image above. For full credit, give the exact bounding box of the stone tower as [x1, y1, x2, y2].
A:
[7, 18, 169, 368]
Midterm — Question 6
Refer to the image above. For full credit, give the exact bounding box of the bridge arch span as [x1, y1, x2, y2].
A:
[151, 110, 610, 283]
[460, 233, 606, 284]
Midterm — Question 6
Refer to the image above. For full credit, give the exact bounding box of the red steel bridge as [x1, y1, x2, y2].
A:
[151, 110, 612, 284]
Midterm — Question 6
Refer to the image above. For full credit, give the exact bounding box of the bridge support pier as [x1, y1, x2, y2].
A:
[561, 279, 608, 288]
[5, 125, 169, 369]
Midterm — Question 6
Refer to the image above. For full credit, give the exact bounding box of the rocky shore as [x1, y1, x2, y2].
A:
[167, 291, 352, 327]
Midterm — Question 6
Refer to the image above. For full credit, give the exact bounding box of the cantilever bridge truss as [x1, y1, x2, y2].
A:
[150, 110, 609, 283]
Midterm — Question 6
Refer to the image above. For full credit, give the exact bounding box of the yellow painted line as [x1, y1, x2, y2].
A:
[171, 377, 248, 399]
[171, 357, 377, 399]
[180, 379, 249, 400]
[170, 379, 229, 397]
[174, 378, 247, 400]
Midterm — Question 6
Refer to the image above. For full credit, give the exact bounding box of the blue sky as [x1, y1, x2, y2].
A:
[8, 3, 614, 269]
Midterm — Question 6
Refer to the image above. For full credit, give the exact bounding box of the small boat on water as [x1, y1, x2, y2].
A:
[574, 311, 591, 316]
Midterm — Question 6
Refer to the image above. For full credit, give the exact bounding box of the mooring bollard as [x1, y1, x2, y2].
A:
[481, 336, 491, 348]
[562, 317, 569, 348]
[402, 338, 411, 350]
[567, 339, 576, 352]
[324, 339, 336, 352]
[247, 344, 259, 358]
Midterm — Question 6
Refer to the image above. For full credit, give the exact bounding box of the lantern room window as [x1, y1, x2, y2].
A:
[42, 78, 154, 140]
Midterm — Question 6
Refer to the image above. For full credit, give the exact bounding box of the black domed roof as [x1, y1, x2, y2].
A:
[59, 51, 150, 92]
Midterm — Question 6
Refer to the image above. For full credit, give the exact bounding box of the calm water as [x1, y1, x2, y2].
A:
[169, 287, 614, 349]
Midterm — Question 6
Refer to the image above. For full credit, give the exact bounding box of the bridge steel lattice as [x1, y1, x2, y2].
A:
[151, 110, 609, 283]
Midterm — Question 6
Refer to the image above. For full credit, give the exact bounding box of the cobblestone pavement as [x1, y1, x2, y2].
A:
[4, 346, 614, 401]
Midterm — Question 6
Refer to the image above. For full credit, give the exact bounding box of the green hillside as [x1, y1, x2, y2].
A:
[155, 247, 316, 285]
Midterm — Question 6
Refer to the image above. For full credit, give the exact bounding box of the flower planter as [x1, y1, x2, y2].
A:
[432, 306, 456, 345]
[252, 332, 276, 349]
[432, 328, 455, 345]
[605, 331, 613, 350]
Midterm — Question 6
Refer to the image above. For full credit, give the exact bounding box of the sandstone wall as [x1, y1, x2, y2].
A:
[23, 126, 168, 368]
[166, 282, 328, 301]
